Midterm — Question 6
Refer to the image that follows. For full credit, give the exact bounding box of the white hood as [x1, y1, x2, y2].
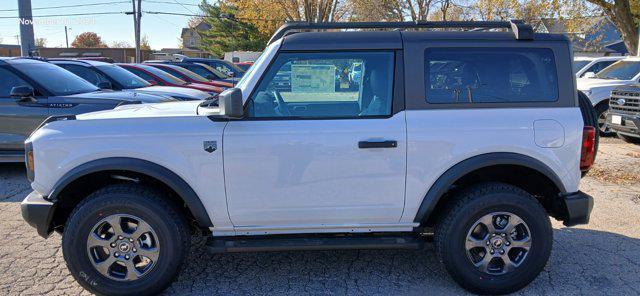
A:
[76, 100, 206, 120]
[576, 78, 630, 90]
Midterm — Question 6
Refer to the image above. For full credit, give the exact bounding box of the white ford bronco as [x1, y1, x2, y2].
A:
[22, 21, 595, 295]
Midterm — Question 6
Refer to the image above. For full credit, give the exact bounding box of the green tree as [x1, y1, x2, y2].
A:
[198, 2, 268, 57]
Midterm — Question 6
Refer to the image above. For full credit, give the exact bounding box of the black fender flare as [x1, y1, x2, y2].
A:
[49, 157, 213, 227]
[413, 152, 568, 225]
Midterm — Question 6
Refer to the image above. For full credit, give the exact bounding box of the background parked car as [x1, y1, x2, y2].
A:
[607, 85, 640, 143]
[178, 57, 246, 78]
[147, 61, 238, 86]
[50, 59, 213, 101]
[144, 63, 232, 89]
[0, 57, 176, 162]
[577, 57, 640, 135]
[574, 56, 625, 78]
[117, 63, 223, 95]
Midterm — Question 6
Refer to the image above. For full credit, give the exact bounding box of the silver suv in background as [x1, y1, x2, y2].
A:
[0, 57, 176, 162]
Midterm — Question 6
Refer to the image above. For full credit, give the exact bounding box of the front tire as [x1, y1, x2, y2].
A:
[434, 183, 552, 295]
[62, 184, 190, 296]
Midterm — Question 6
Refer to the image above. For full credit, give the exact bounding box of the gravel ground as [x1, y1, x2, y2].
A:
[1, 139, 639, 295]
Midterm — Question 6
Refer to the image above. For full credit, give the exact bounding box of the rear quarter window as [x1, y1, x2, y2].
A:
[425, 47, 559, 104]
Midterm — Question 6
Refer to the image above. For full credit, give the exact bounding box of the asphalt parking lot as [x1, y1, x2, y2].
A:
[1, 138, 639, 296]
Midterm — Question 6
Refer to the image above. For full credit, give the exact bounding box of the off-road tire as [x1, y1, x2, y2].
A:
[434, 183, 552, 295]
[62, 184, 190, 296]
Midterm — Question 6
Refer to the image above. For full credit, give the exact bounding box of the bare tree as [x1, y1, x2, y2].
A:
[586, 0, 638, 55]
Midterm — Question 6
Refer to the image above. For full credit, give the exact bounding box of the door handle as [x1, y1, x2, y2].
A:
[358, 140, 397, 149]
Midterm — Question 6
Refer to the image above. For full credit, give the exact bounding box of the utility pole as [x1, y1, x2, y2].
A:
[136, 0, 142, 62]
[130, 0, 142, 62]
[64, 26, 70, 48]
[17, 0, 36, 56]
[637, 23, 640, 56]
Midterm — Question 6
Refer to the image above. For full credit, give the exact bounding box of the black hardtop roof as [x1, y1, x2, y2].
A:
[280, 30, 568, 51]
[281, 30, 403, 50]
[274, 20, 569, 50]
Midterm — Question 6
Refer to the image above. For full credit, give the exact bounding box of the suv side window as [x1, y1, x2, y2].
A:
[425, 47, 558, 103]
[58, 64, 109, 85]
[0, 67, 31, 97]
[248, 51, 394, 119]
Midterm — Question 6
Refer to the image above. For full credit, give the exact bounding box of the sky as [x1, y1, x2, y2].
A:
[0, 0, 205, 50]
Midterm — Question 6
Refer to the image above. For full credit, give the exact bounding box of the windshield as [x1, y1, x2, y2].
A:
[192, 63, 228, 79]
[573, 60, 591, 74]
[159, 65, 210, 83]
[97, 65, 150, 89]
[237, 63, 252, 71]
[597, 61, 640, 80]
[13, 62, 98, 95]
[137, 64, 188, 85]
[222, 60, 245, 74]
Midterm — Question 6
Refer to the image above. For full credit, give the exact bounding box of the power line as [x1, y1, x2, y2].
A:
[0, 12, 126, 19]
[172, 0, 197, 14]
[143, 10, 283, 22]
[142, 0, 199, 7]
[0, 1, 130, 12]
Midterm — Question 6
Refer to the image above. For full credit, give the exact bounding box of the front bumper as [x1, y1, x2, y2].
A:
[607, 113, 640, 137]
[21, 191, 56, 238]
[561, 191, 594, 227]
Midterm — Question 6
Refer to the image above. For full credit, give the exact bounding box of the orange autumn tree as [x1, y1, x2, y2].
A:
[71, 32, 108, 48]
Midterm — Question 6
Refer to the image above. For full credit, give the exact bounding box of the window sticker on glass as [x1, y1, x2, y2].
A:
[291, 64, 336, 93]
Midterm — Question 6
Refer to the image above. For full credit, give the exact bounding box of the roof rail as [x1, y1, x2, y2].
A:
[267, 20, 533, 45]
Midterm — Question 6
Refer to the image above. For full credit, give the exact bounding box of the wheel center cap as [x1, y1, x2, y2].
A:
[490, 237, 504, 248]
[118, 242, 131, 253]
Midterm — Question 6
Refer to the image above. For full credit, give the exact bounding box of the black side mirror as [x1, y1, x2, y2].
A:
[218, 88, 243, 119]
[97, 81, 113, 90]
[10, 85, 35, 101]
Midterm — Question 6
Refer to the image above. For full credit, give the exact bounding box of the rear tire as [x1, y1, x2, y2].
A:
[62, 184, 190, 296]
[434, 183, 552, 295]
[617, 133, 640, 144]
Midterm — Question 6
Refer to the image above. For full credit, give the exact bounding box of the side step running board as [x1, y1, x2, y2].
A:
[207, 234, 426, 253]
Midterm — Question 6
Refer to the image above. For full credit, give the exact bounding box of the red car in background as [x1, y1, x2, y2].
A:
[117, 63, 223, 94]
[144, 63, 230, 89]
[235, 61, 253, 71]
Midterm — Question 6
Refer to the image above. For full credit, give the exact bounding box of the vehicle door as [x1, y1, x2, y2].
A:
[223, 51, 407, 228]
[0, 67, 48, 151]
